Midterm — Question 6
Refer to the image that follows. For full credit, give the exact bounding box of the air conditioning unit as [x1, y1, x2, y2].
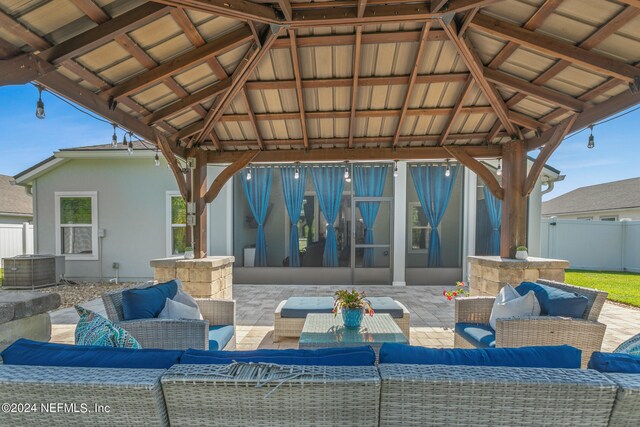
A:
[1, 255, 65, 289]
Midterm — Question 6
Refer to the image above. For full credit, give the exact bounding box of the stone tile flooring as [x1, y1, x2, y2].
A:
[50, 284, 640, 352]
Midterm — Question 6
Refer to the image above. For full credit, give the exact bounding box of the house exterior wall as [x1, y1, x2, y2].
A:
[31, 158, 231, 281]
[0, 214, 32, 225]
[543, 208, 640, 221]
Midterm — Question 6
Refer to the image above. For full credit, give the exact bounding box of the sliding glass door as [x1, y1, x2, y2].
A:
[351, 197, 393, 285]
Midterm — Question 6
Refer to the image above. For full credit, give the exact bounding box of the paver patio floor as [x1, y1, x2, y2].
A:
[50, 284, 640, 352]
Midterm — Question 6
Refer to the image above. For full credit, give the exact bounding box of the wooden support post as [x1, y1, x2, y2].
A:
[193, 150, 208, 259]
[500, 141, 527, 258]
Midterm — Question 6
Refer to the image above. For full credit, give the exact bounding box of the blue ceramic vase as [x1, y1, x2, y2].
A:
[341, 308, 364, 328]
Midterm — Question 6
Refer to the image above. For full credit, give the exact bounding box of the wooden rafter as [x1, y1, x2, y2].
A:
[272, 29, 448, 49]
[155, 0, 280, 25]
[431, 0, 449, 13]
[438, 75, 474, 146]
[523, 115, 576, 196]
[348, 27, 363, 148]
[289, 29, 309, 149]
[157, 132, 189, 200]
[442, 19, 519, 137]
[241, 88, 265, 150]
[0, 9, 50, 51]
[470, 13, 640, 85]
[444, 146, 504, 199]
[618, 0, 640, 9]
[393, 21, 432, 147]
[357, 0, 368, 18]
[69, 0, 110, 24]
[458, 7, 479, 37]
[277, 0, 293, 21]
[204, 150, 259, 203]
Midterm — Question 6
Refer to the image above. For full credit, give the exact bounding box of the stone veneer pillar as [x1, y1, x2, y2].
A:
[467, 256, 570, 297]
[150, 256, 234, 299]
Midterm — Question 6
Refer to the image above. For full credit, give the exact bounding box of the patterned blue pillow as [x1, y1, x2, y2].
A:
[614, 333, 640, 356]
[75, 305, 141, 349]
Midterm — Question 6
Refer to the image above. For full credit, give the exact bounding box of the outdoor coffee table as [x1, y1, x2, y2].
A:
[298, 313, 408, 359]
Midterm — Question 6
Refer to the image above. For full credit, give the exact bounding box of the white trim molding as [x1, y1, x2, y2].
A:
[54, 191, 98, 261]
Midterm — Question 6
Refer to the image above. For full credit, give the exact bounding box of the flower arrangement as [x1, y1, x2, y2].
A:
[443, 281, 469, 301]
[333, 289, 374, 317]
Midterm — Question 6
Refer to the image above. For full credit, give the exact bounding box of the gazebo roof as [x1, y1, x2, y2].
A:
[1, 0, 639, 164]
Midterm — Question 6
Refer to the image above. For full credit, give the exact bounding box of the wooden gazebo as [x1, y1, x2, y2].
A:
[2, 0, 639, 259]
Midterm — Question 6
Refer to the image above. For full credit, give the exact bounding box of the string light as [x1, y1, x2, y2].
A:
[294, 163, 300, 180]
[393, 160, 399, 178]
[35, 86, 45, 119]
[344, 161, 351, 183]
[496, 158, 503, 176]
[154, 150, 160, 167]
[587, 125, 595, 149]
[127, 132, 134, 155]
[111, 123, 118, 147]
[445, 159, 451, 177]
[246, 166, 252, 181]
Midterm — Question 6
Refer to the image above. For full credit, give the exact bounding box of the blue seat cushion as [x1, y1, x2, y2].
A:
[0, 338, 182, 369]
[515, 282, 589, 319]
[588, 352, 640, 373]
[379, 343, 581, 369]
[121, 280, 179, 320]
[208, 325, 234, 351]
[367, 297, 404, 318]
[280, 297, 335, 318]
[181, 345, 376, 366]
[455, 323, 496, 348]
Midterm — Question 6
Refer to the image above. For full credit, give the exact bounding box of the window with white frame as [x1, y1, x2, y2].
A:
[166, 192, 187, 256]
[408, 202, 432, 253]
[600, 215, 618, 221]
[55, 192, 98, 260]
[577, 216, 593, 221]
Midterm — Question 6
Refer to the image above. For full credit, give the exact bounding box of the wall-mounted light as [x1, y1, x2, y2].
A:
[496, 158, 502, 176]
[344, 161, 351, 183]
[246, 165, 252, 181]
[111, 124, 118, 147]
[294, 162, 300, 180]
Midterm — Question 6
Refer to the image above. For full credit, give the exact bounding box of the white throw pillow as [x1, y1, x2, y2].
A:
[489, 284, 541, 330]
[158, 298, 203, 320]
[173, 288, 200, 310]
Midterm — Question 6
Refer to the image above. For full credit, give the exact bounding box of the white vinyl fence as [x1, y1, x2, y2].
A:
[0, 223, 34, 266]
[541, 219, 640, 272]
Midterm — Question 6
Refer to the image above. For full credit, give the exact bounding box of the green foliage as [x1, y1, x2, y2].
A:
[333, 289, 373, 315]
[443, 281, 469, 301]
[60, 197, 92, 224]
[516, 246, 528, 251]
[566, 270, 640, 308]
[171, 196, 187, 224]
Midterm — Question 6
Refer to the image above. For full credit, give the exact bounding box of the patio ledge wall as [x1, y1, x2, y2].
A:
[150, 256, 234, 299]
[468, 256, 569, 296]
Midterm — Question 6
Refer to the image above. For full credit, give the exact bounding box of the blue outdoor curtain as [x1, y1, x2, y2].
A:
[409, 163, 459, 268]
[483, 186, 502, 255]
[281, 165, 308, 267]
[311, 165, 345, 267]
[354, 165, 388, 267]
[241, 166, 273, 267]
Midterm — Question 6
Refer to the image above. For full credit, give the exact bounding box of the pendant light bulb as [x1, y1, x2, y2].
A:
[393, 160, 399, 178]
[445, 159, 451, 177]
[35, 86, 45, 119]
[344, 162, 351, 183]
[496, 158, 503, 176]
[587, 125, 595, 149]
[127, 133, 133, 155]
[111, 124, 118, 147]
[154, 152, 160, 167]
[294, 163, 300, 180]
[246, 167, 252, 181]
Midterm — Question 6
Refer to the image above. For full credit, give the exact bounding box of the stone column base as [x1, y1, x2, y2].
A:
[150, 256, 235, 299]
[468, 256, 570, 297]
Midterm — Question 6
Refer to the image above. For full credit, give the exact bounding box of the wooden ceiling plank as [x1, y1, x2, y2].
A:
[348, 27, 363, 148]
[470, 13, 640, 84]
[438, 75, 474, 146]
[272, 29, 447, 49]
[393, 21, 432, 147]
[288, 29, 309, 149]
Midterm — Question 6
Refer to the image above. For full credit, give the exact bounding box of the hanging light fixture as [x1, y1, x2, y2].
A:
[445, 159, 451, 177]
[246, 165, 252, 181]
[587, 125, 595, 149]
[127, 132, 134, 155]
[393, 160, 399, 178]
[344, 161, 351, 183]
[35, 86, 45, 119]
[294, 162, 300, 180]
[154, 150, 160, 167]
[496, 158, 503, 176]
[111, 124, 118, 147]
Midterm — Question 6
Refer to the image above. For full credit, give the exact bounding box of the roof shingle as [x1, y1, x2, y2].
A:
[0, 174, 32, 216]
[542, 177, 640, 215]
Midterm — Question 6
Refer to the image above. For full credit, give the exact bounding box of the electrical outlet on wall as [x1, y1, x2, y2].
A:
[112, 262, 119, 269]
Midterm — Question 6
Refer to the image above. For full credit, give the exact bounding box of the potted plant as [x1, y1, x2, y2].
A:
[333, 289, 373, 328]
[515, 246, 528, 260]
[184, 246, 194, 260]
[443, 281, 469, 301]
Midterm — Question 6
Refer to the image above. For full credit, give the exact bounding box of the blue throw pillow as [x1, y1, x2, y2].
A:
[181, 346, 376, 366]
[515, 282, 589, 318]
[75, 305, 141, 348]
[379, 343, 581, 369]
[121, 280, 179, 320]
[0, 339, 182, 369]
[588, 352, 640, 373]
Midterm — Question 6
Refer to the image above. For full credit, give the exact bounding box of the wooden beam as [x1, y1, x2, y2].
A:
[157, 132, 189, 200]
[500, 140, 526, 258]
[458, 7, 479, 37]
[442, 20, 519, 137]
[431, 0, 449, 13]
[204, 150, 259, 203]
[102, 26, 253, 100]
[241, 87, 265, 150]
[289, 29, 309, 149]
[207, 145, 502, 163]
[348, 27, 363, 148]
[357, 0, 368, 18]
[0, 54, 55, 86]
[470, 13, 640, 84]
[438, 75, 474, 145]
[272, 29, 448, 49]
[0, 9, 50, 51]
[393, 21, 432, 147]
[193, 149, 208, 258]
[154, 0, 280, 24]
[0, 38, 21, 59]
[444, 146, 503, 199]
[523, 115, 576, 196]
[69, 0, 110, 24]
[618, 0, 640, 9]
[277, 0, 293, 21]
[483, 67, 587, 112]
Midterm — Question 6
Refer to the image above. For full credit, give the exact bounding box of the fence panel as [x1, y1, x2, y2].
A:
[624, 222, 640, 273]
[0, 223, 34, 267]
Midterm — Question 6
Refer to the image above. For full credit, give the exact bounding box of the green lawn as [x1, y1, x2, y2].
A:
[565, 270, 640, 308]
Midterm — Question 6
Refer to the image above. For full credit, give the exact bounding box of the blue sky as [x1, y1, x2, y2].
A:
[0, 84, 638, 201]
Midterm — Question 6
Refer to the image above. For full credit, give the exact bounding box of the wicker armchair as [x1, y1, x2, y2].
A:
[455, 279, 607, 368]
[102, 283, 235, 351]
